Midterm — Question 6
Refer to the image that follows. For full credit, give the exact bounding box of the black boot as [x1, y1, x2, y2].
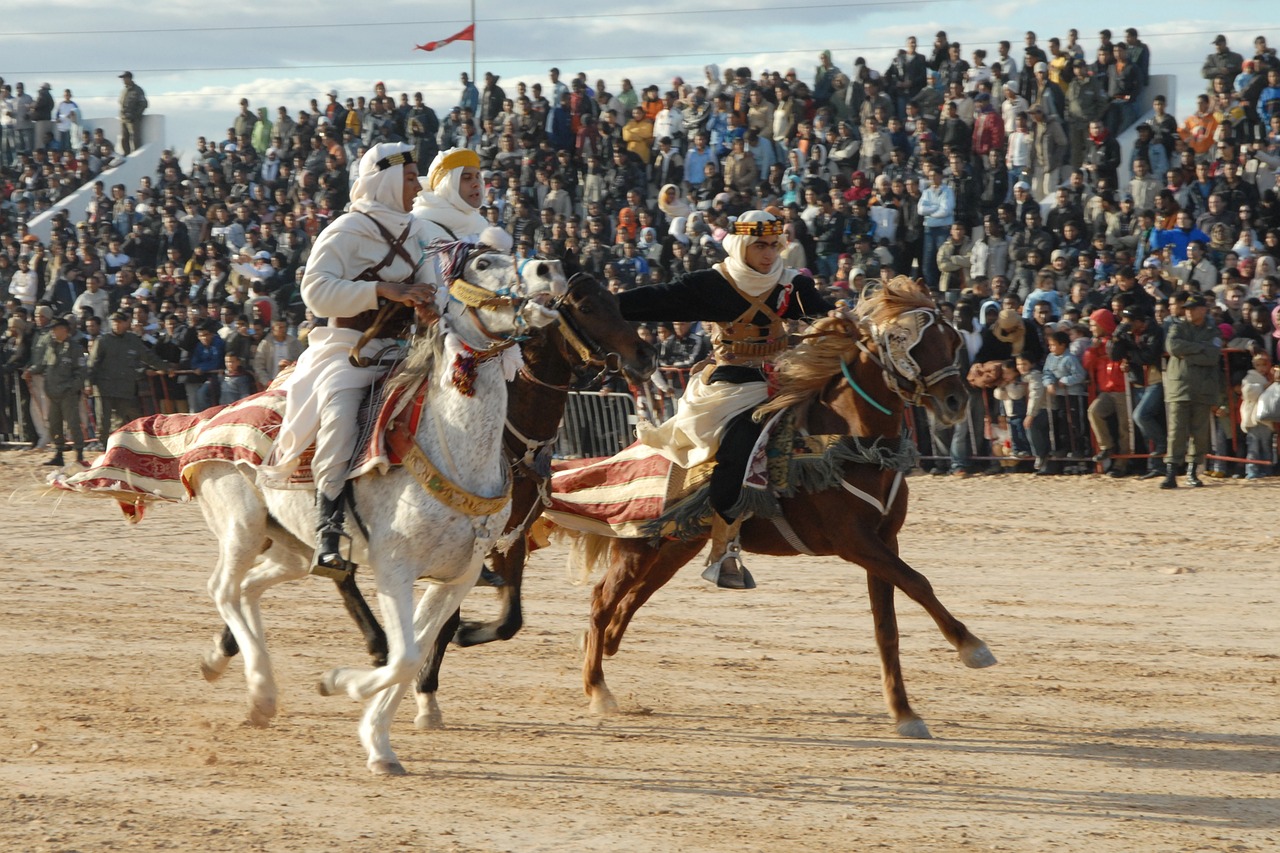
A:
[1186, 463, 1204, 488]
[1140, 460, 1167, 480]
[43, 451, 65, 466]
[1159, 464, 1179, 489]
[312, 493, 356, 580]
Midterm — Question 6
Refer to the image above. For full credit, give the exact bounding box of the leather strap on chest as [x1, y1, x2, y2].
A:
[336, 213, 423, 333]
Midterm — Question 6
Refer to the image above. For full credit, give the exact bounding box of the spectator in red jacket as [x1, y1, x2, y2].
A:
[1083, 308, 1133, 476]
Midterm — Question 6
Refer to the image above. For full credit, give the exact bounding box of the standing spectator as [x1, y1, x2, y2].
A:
[23, 317, 85, 467]
[458, 72, 479, 113]
[32, 82, 55, 152]
[1160, 291, 1224, 487]
[87, 310, 167, 444]
[1203, 36, 1245, 93]
[251, 318, 303, 386]
[54, 89, 79, 151]
[1239, 350, 1276, 479]
[118, 71, 148, 155]
[1030, 104, 1068, 198]
[1084, 308, 1132, 476]
[917, 167, 955, 289]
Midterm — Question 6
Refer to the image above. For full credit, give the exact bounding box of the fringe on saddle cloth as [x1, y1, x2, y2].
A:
[545, 408, 917, 542]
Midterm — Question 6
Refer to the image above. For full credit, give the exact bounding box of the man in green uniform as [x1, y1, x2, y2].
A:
[87, 311, 168, 445]
[24, 318, 87, 466]
[1160, 292, 1223, 488]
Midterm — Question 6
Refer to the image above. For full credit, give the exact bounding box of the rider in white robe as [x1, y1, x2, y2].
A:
[259, 142, 439, 578]
[413, 147, 514, 254]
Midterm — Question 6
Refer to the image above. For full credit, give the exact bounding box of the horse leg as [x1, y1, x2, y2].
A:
[334, 572, 389, 667]
[455, 541, 525, 647]
[602, 538, 702, 656]
[867, 573, 931, 739]
[319, 568, 420, 702]
[199, 473, 278, 727]
[414, 607, 461, 731]
[361, 577, 478, 774]
[838, 529, 997, 669]
[582, 537, 699, 715]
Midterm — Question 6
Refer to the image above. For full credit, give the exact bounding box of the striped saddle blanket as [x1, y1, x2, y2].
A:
[53, 380, 423, 522]
[545, 410, 860, 540]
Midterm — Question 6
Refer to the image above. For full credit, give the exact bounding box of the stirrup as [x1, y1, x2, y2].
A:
[312, 524, 356, 581]
[701, 541, 756, 590]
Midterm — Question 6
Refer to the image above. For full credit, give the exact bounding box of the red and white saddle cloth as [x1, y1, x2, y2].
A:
[52, 378, 427, 523]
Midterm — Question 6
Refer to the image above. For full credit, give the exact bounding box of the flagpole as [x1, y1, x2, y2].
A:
[470, 0, 476, 87]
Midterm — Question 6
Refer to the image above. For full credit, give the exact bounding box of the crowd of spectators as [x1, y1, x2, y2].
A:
[3, 26, 1279, 479]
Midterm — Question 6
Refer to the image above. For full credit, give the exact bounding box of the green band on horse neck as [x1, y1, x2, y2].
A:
[840, 358, 894, 416]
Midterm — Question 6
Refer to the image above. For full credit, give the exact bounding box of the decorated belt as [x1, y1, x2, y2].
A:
[400, 440, 511, 517]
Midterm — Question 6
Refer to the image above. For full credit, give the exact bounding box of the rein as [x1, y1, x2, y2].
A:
[547, 274, 626, 384]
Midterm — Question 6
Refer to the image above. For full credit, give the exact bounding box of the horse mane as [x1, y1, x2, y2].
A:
[385, 320, 442, 395]
[755, 276, 934, 419]
[755, 316, 860, 419]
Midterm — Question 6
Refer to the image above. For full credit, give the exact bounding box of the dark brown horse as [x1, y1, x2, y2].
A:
[565, 278, 995, 738]
[211, 272, 657, 728]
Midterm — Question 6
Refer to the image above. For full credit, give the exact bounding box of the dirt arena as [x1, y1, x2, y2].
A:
[2, 451, 1277, 852]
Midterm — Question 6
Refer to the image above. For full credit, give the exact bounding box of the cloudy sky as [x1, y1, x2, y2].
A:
[5, 0, 1278, 163]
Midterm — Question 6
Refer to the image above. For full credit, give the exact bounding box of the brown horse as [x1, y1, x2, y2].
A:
[567, 278, 995, 739]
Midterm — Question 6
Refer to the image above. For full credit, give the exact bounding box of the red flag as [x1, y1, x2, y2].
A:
[415, 24, 475, 52]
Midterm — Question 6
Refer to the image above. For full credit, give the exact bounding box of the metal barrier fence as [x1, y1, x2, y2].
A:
[555, 391, 640, 459]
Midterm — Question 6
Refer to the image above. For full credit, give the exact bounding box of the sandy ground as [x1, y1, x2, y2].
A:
[1, 449, 1278, 852]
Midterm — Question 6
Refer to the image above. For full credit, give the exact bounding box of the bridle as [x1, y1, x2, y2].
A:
[518, 272, 626, 391]
[849, 307, 962, 409]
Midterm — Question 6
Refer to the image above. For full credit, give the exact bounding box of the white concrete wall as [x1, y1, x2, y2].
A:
[26, 113, 167, 243]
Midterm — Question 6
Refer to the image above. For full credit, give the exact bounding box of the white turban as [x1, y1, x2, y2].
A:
[412, 147, 487, 239]
[718, 209, 789, 296]
[349, 142, 415, 228]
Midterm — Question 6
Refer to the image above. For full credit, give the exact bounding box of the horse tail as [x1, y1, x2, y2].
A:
[551, 525, 614, 585]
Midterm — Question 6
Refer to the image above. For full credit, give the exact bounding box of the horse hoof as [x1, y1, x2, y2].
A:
[369, 759, 407, 776]
[199, 654, 227, 683]
[897, 718, 933, 739]
[246, 701, 276, 728]
[317, 671, 339, 697]
[588, 690, 619, 716]
[414, 711, 445, 731]
[960, 641, 998, 669]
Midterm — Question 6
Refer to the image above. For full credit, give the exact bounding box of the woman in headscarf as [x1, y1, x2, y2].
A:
[658, 183, 692, 220]
[615, 210, 833, 589]
[260, 142, 439, 579]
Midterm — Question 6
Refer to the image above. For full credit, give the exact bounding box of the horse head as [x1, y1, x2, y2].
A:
[854, 277, 968, 425]
[436, 243, 560, 341]
[549, 272, 658, 383]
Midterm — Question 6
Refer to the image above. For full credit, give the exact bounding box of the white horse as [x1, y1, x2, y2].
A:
[195, 246, 564, 774]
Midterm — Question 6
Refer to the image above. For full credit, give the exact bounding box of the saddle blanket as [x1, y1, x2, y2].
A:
[547, 409, 853, 539]
[52, 379, 423, 523]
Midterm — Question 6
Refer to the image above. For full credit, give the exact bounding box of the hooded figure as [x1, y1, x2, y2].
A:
[614, 210, 833, 589]
[260, 142, 439, 578]
[251, 107, 273, 155]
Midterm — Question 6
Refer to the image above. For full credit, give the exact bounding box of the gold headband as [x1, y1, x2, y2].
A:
[374, 150, 415, 172]
[429, 149, 482, 189]
[731, 219, 783, 237]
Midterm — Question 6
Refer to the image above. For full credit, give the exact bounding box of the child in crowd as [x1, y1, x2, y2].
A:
[1239, 350, 1277, 480]
[1016, 353, 1051, 473]
[994, 360, 1032, 459]
[1042, 329, 1090, 470]
[219, 353, 255, 404]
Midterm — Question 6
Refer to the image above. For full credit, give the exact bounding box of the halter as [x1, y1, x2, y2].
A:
[851, 308, 961, 409]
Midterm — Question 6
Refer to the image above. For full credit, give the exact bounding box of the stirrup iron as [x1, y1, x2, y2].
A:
[701, 515, 756, 590]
